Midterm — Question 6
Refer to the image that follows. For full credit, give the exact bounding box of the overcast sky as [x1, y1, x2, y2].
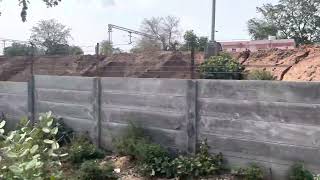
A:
[0, 0, 278, 54]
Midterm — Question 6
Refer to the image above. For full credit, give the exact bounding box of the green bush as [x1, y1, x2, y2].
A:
[233, 164, 264, 180]
[170, 140, 224, 178]
[68, 136, 105, 164]
[0, 112, 68, 180]
[115, 124, 225, 179]
[289, 163, 313, 180]
[78, 160, 117, 180]
[247, 69, 276, 80]
[199, 52, 244, 79]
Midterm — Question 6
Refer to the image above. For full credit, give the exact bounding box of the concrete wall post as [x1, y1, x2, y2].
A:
[28, 75, 35, 124]
[93, 77, 102, 147]
[186, 80, 198, 154]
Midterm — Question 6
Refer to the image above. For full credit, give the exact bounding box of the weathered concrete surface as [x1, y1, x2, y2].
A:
[2, 76, 320, 180]
[100, 77, 190, 152]
[198, 79, 320, 178]
[0, 82, 28, 129]
[34, 75, 98, 143]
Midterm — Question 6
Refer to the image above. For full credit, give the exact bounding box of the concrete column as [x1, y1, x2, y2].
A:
[28, 75, 35, 124]
[186, 80, 198, 154]
[93, 77, 102, 147]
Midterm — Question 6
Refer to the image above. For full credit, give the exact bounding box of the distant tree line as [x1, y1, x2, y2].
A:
[3, 19, 84, 57]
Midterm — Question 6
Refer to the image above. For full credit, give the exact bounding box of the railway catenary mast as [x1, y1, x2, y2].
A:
[108, 24, 158, 45]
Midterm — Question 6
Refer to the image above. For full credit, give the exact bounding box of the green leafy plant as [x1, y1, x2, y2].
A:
[0, 111, 68, 180]
[78, 160, 117, 180]
[289, 163, 313, 180]
[114, 122, 146, 157]
[199, 52, 244, 79]
[68, 136, 105, 164]
[170, 140, 224, 178]
[232, 164, 264, 180]
[247, 69, 276, 80]
[116, 124, 225, 179]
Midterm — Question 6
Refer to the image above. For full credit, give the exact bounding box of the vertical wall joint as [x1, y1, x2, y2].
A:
[93, 77, 102, 148]
[186, 80, 198, 154]
[28, 75, 35, 124]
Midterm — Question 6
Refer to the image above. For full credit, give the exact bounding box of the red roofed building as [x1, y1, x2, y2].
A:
[220, 39, 296, 52]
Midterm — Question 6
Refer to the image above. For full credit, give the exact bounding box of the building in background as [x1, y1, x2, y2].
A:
[221, 39, 296, 53]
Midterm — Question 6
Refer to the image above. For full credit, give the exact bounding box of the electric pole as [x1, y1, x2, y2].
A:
[211, 0, 216, 41]
[205, 0, 221, 58]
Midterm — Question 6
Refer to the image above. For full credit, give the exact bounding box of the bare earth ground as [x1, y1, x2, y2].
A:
[238, 45, 320, 81]
[1, 45, 320, 82]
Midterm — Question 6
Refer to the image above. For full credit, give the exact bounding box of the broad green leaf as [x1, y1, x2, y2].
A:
[51, 127, 58, 135]
[42, 128, 50, 133]
[25, 159, 37, 170]
[9, 165, 23, 174]
[7, 132, 15, 140]
[47, 119, 53, 127]
[47, 111, 53, 118]
[44, 139, 54, 144]
[30, 145, 39, 154]
[33, 154, 40, 159]
[52, 141, 60, 150]
[7, 152, 18, 158]
[19, 149, 29, 157]
[25, 137, 33, 142]
[0, 121, 5, 129]
[0, 129, 4, 134]
[48, 149, 58, 157]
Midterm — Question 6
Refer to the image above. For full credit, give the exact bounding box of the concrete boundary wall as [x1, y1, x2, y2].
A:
[0, 81, 28, 129]
[1, 75, 320, 179]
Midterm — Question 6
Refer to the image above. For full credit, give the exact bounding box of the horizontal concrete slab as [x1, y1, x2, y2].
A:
[198, 99, 320, 126]
[199, 117, 320, 147]
[102, 93, 187, 113]
[60, 116, 96, 141]
[101, 78, 188, 96]
[36, 88, 93, 105]
[198, 80, 320, 104]
[35, 75, 94, 91]
[101, 122, 187, 151]
[102, 107, 186, 130]
[36, 101, 94, 121]
[0, 82, 28, 94]
[201, 133, 320, 166]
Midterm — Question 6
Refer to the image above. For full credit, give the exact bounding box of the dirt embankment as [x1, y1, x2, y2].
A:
[0, 51, 201, 82]
[2, 46, 320, 82]
[238, 46, 320, 81]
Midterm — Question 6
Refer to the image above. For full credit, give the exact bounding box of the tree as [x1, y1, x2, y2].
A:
[248, 0, 320, 45]
[0, 0, 61, 22]
[182, 30, 208, 52]
[3, 43, 46, 56]
[184, 30, 198, 49]
[131, 37, 162, 53]
[3, 43, 33, 56]
[30, 19, 72, 55]
[248, 18, 278, 40]
[141, 16, 181, 51]
[69, 46, 84, 55]
[198, 37, 208, 52]
[100, 40, 113, 56]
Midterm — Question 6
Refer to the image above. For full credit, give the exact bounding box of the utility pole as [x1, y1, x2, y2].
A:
[211, 0, 216, 41]
[205, 0, 222, 58]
